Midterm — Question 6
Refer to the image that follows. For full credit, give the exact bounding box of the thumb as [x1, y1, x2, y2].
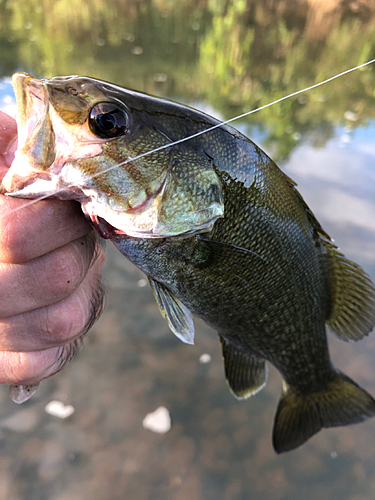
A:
[0, 111, 17, 180]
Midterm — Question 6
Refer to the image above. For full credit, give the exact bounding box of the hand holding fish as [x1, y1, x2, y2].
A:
[2, 73, 375, 453]
[0, 111, 105, 402]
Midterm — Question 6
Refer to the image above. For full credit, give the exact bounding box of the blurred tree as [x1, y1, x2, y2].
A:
[0, 0, 374, 160]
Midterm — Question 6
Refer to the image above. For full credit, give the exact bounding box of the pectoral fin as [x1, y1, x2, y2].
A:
[196, 235, 268, 286]
[149, 278, 195, 344]
[220, 335, 267, 399]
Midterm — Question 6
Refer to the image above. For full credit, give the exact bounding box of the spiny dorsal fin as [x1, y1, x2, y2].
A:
[220, 336, 267, 399]
[148, 278, 195, 344]
[322, 238, 375, 341]
[273, 371, 375, 453]
[284, 173, 331, 240]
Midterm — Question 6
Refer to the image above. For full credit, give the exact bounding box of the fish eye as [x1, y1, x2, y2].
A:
[89, 102, 129, 139]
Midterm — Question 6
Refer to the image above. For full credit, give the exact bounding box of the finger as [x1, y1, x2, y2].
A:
[0, 112, 17, 153]
[0, 232, 101, 317]
[0, 261, 104, 385]
[0, 112, 17, 178]
[0, 348, 64, 386]
[0, 336, 89, 386]
[0, 251, 104, 353]
[0, 197, 93, 263]
[0, 112, 17, 152]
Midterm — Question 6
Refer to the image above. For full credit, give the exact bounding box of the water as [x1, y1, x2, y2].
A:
[0, 1, 375, 499]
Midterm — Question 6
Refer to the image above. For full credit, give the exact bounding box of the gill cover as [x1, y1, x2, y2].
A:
[2, 72, 224, 238]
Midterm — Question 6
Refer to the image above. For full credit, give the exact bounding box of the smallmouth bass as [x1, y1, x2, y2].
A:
[2, 73, 375, 453]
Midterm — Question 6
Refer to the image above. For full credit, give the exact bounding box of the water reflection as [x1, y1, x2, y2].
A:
[1, 0, 375, 160]
[284, 125, 375, 266]
[0, 1, 374, 499]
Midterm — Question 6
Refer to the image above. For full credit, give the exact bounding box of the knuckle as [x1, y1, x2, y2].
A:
[42, 301, 87, 348]
[42, 242, 89, 300]
[51, 338, 84, 376]
[0, 259, 104, 384]
[75, 231, 103, 268]
[44, 273, 104, 347]
[41, 273, 104, 347]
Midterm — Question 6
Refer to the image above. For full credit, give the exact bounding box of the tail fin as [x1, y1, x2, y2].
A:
[272, 372, 375, 453]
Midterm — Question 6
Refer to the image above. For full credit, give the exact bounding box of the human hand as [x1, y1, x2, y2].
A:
[0, 110, 105, 402]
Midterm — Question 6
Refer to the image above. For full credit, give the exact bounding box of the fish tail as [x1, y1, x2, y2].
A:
[272, 371, 375, 453]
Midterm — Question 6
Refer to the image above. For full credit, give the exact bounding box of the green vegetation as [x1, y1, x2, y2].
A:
[1, 0, 374, 159]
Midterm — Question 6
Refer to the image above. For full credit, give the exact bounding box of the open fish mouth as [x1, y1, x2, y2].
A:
[2, 72, 225, 238]
[13, 74, 48, 146]
[2, 74, 56, 189]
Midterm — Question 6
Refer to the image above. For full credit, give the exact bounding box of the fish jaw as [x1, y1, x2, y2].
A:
[81, 187, 223, 238]
[1, 73, 56, 194]
[2, 73, 103, 198]
[2, 72, 224, 238]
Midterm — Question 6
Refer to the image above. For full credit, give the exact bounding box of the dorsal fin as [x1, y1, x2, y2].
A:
[220, 336, 267, 399]
[285, 173, 331, 240]
[322, 239, 375, 341]
[148, 278, 195, 344]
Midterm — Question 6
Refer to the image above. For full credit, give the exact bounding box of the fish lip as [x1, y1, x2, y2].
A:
[26, 79, 46, 102]
[11, 73, 48, 148]
[12, 72, 46, 109]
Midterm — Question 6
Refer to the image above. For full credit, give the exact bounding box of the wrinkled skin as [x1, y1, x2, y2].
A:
[0, 110, 105, 389]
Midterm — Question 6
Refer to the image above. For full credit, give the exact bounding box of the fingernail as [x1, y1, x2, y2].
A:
[9, 382, 40, 403]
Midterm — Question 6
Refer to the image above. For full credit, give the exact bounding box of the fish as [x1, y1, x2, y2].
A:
[2, 72, 375, 453]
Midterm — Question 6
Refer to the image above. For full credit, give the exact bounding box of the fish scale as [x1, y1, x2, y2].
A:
[2, 72, 375, 453]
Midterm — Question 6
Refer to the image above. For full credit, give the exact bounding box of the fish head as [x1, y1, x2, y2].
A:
[2, 73, 224, 238]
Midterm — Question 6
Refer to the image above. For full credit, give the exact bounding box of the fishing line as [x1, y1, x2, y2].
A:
[3, 57, 375, 216]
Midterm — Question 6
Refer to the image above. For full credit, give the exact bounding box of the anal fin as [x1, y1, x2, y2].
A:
[149, 278, 195, 344]
[220, 336, 267, 399]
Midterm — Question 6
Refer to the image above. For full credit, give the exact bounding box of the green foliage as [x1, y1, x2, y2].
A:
[1, 0, 375, 160]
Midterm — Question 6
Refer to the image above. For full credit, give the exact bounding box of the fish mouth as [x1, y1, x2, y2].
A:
[2, 72, 99, 197]
[2, 74, 168, 220]
[1, 73, 57, 195]
[3, 72, 225, 239]
[12, 73, 49, 149]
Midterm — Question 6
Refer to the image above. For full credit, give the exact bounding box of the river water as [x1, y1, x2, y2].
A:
[0, 1, 374, 499]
